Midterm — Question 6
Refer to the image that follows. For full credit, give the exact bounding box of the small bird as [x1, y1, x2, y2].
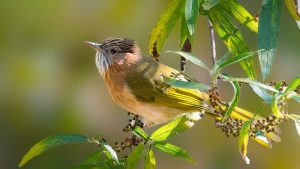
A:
[85, 37, 280, 145]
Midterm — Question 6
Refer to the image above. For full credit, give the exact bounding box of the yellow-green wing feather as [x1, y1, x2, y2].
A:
[125, 58, 210, 112]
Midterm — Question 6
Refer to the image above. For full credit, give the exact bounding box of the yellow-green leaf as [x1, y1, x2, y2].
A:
[285, 76, 300, 93]
[220, 0, 258, 33]
[207, 5, 256, 79]
[239, 121, 251, 165]
[133, 127, 149, 140]
[127, 144, 144, 169]
[222, 81, 240, 123]
[145, 147, 156, 169]
[150, 115, 196, 141]
[149, 0, 185, 59]
[285, 0, 300, 21]
[19, 134, 88, 167]
[153, 142, 195, 164]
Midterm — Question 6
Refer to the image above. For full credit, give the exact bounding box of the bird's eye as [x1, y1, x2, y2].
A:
[110, 48, 117, 54]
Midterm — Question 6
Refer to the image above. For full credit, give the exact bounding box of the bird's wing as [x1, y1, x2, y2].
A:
[125, 58, 210, 112]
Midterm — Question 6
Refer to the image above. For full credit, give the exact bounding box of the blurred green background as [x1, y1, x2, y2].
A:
[0, 0, 299, 169]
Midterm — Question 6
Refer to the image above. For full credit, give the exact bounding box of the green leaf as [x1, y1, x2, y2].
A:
[150, 115, 194, 141]
[201, 0, 220, 10]
[254, 131, 271, 148]
[222, 81, 240, 123]
[239, 121, 251, 165]
[133, 127, 149, 140]
[163, 76, 210, 91]
[292, 95, 300, 103]
[149, 0, 185, 58]
[145, 147, 156, 169]
[218, 51, 257, 69]
[180, 13, 194, 48]
[286, 114, 300, 136]
[219, 0, 258, 32]
[258, 0, 283, 80]
[19, 134, 88, 167]
[294, 119, 300, 136]
[221, 75, 279, 93]
[167, 51, 209, 71]
[185, 0, 200, 35]
[127, 144, 145, 169]
[285, 76, 300, 93]
[101, 142, 119, 163]
[207, 4, 256, 79]
[153, 142, 195, 164]
[249, 84, 272, 103]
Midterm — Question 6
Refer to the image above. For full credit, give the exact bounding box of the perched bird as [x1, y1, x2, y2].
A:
[85, 37, 280, 146]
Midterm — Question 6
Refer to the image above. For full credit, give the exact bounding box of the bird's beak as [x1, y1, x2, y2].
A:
[84, 41, 101, 50]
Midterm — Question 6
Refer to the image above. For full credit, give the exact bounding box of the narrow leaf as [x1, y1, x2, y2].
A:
[239, 121, 251, 165]
[292, 95, 300, 102]
[127, 144, 144, 169]
[19, 134, 88, 167]
[101, 143, 119, 163]
[202, 0, 220, 10]
[285, 0, 300, 21]
[294, 119, 300, 136]
[222, 81, 240, 122]
[258, 0, 283, 80]
[271, 97, 283, 118]
[150, 115, 193, 141]
[154, 142, 195, 164]
[208, 5, 256, 79]
[133, 127, 149, 140]
[167, 51, 209, 71]
[221, 75, 279, 93]
[163, 76, 210, 91]
[149, 0, 185, 59]
[218, 51, 256, 69]
[145, 147, 156, 169]
[285, 76, 300, 93]
[180, 13, 194, 48]
[185, 0, 200, 36]
[219, 0, 258, 32]
[249, 84, 272, 103]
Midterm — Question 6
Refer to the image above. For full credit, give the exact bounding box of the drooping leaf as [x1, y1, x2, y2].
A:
[271, 97, 283, 118]
[207, 5, 256, 79]
[133, 127, 149, 140]
[180, 13, 194, 48]
[145, 147, 156, 169]
[127, 144, 145, 169]
[149, 0, 185, 59]
[201, 0, 220, 10]
[258, 0, 283, 80]
[101, 143, 119, 163]
[167, 51, 209, 71]
[285, 0, 300, 23]
[150, 115, 194, 141]
[222, 81, 240, 123]
[185, 0, 200, 36]
[292, 95, 300, 102]
[153, 142, 195, 164]
[249, 84, 273, 103]
[239, 121, 251, 165]
[254, 131, 272, 148]
[285, 114, 300, 136]
[285, 76, 300, 93]
[19, 134, 88, 167]
[221, 75, 279, 93]
[163, 76, 210, 91]
[218, 51, 257, 69]
[294, 119, 300, 136]
[219, 0, 258, 32]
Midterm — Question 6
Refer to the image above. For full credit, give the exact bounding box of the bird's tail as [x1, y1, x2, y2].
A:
[212, 105, 281, 148]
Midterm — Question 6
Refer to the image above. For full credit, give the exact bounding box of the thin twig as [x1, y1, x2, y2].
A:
[208, 20, 217, 65]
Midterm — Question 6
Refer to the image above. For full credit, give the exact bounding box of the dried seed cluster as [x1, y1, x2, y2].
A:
[123, 112, 144, 132]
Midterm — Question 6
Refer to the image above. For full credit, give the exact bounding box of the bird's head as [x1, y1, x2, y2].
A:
[85, 37, 141, 76]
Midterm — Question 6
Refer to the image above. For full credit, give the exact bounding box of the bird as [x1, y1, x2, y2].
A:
[85, 37, 281, 146]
